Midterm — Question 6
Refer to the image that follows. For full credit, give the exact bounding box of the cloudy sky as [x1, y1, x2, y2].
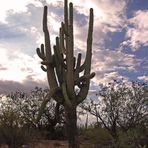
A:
[0, 0, 148, 94]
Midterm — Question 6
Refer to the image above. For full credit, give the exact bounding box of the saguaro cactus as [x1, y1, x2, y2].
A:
[36, 0, 94, 147]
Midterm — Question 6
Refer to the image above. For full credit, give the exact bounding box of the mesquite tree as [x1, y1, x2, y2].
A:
[81, 80, 148, 141]
[36, 0, 95, 147]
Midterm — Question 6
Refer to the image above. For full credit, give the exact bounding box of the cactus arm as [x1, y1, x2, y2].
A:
[43, 6, 58, 90]
[35, 89, 63, 123]
[41, 65, 47, 72]
[60, 26, 66, 54]
[64, 0, 69, 54]
[84, 8, 94, 75]
[55, 37, 65, 66]
[76, 8, 94, 104]
[54, 37, 67, 69]
[64, 0, 68, 31]
[75, 72, 95, 86]
[36, 44, 45, 60]
[74, 53, 81, 83]
[66, 2, 75, 98]
[76, 53, 82, 70]
[76, 9, 94, 73]
[36, 43, 53, 71]
[53, 45, 63, 85]
[62, 22, 69, 37]
[53, 45, 61, 84]
[43, 6, 52, 58]
[62, 83, 72, 107]
[35, 93, 51, 123]
[41, 44, 45, 58]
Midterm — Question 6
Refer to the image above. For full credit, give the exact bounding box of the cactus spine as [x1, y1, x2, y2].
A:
[36, 0, 94, 147]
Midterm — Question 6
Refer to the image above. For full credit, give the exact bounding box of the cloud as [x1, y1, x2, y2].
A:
[0, 0, 43, 23]
[0, 46, 46, 83]
[138, 75, 148, 81]
[0, 0, 128, 51]
[93, 71, 128, 85]
[122, 10, 148, 50]
[0, 79, 47, 94]
[71, 0, 127, 47]
[0, 0, 128, 52]
[0, 4, 45, 55]
[89, 47, 140, 85]
[92, 48, 138, 72]
[1, 0, 146, 94]
[93, 0, 127, 32]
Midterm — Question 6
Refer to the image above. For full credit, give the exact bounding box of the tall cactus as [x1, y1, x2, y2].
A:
[36, 0, 94, 147]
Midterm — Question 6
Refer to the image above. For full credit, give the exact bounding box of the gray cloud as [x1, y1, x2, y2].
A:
[138, 75, 148, 81]
[91, 47, 140, 84]
[122, 10, 148, 50]
[0, 4, 44, 55]
[0, 79, 47, 94]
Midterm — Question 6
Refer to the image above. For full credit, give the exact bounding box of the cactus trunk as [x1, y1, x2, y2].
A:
[65, 105, 79, 148]
[36, 0, 94, 147]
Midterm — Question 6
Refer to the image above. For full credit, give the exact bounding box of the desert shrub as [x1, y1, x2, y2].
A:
[0, 88, 65, 146]
[0, 124, 30, 147]
[53, 125, 66, 140]
[117, 127, 148, 148]
[82, 126, 113, 147]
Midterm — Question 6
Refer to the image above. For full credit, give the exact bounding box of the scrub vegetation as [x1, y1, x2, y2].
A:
[0, 81, 147, 148]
